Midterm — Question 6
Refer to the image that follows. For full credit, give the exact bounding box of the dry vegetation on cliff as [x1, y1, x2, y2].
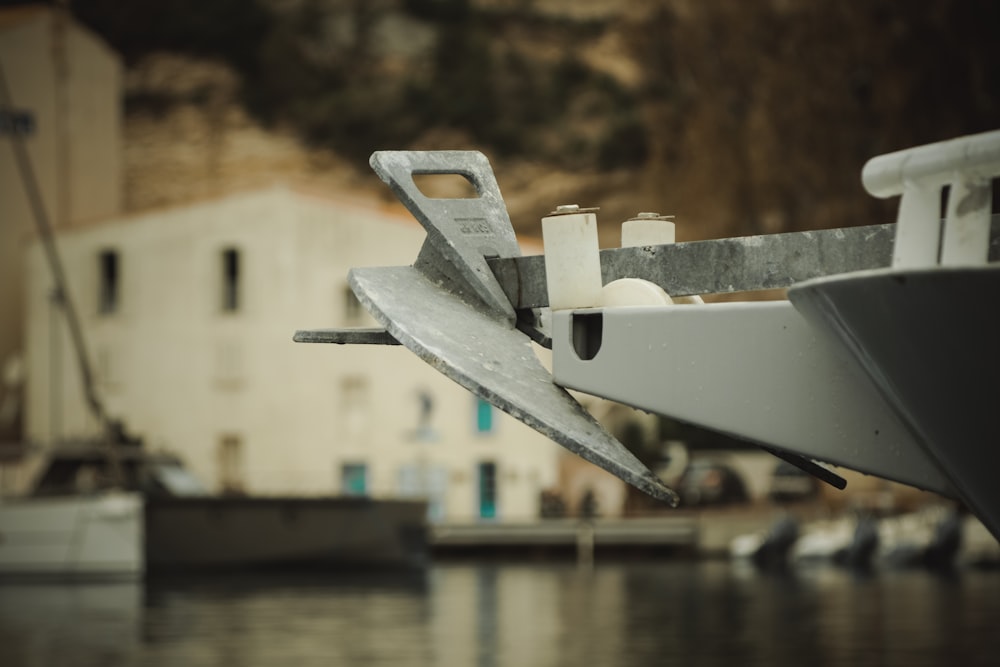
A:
[72, 0, 1000, 243]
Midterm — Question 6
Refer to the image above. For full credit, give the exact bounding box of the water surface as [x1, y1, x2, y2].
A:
[1, 560, 998, 666]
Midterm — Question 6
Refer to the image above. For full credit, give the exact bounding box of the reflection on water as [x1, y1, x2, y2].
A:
[1, 561, 999, 666]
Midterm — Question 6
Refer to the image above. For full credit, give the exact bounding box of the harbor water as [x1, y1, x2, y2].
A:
[2, 560, 999, 666]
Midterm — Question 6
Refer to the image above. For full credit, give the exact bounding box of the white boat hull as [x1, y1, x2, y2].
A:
[0, 493, 143, 578]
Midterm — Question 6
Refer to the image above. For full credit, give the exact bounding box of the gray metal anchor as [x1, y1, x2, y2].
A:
[296, 150, 681, 506]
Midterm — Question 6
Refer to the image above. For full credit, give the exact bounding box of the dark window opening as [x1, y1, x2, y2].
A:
[98, 249, 119, 314]
[221, 248, 240, 312]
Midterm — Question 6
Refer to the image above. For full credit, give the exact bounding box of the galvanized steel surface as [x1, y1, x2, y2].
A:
[296, 150, 999, 508]
[489, 220, 1000, 308]
[369, 150, 521, 322]
[292, 328, 400, 345]
[348, 264, 680, 506]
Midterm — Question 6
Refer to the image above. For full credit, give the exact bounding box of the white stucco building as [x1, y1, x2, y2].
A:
[23, 186, 564, 522]
[3, 6, 634, 520]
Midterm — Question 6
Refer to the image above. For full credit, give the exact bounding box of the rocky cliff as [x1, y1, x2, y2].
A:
[75, 0, 999, 245]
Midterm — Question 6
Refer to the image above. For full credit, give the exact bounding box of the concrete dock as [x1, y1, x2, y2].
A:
[431, 503, 1000, 564]
[430, 506, 793, 558]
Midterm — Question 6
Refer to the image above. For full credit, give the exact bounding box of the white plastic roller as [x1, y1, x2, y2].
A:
[542, 205, 604, 310]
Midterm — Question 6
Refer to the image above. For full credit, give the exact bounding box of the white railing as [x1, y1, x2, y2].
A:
[862, 129, 1000, 268]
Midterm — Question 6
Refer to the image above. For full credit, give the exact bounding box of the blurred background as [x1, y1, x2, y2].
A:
[11, 0, 1000, 240]
[2, 0, 998, 506]
[1, 1, 1000, 664]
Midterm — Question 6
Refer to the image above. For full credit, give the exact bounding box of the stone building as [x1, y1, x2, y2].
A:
[23, 185, 563, 522]
[2, 6, 647, 519]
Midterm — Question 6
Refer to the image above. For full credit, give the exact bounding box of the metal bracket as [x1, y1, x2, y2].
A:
[487, 219, 1000, 310]
[550, 302, 953, 496]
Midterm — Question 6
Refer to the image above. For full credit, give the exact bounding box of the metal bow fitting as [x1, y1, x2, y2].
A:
[294, 149, 1000, 508]
[295, 151, 680, 506]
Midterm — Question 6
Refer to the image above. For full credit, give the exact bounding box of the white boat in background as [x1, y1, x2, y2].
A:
[0, 491, 143, 579]
[790, 517, 856, 563]
[0, 441, 428, 576]
[731, 503, 1000, 572]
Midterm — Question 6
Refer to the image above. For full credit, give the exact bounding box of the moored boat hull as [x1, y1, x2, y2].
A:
[145, 496, 428, 572]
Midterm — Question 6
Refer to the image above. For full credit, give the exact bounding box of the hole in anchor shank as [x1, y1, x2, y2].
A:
[413, 173, 480, 199]
[571, 312, 603, 361]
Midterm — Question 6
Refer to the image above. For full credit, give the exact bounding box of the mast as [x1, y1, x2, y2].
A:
[0, 58, 123, 485]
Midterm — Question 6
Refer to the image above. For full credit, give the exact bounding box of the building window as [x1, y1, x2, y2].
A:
[221, 248, 240, 312]
[98, 249, 119, 314]
[341, 462, 368, 496]
[476, 397, 494, 433]
[477, 461, 497, 520]
[217, 434, 244, 494]
[344, 286, 362, 323]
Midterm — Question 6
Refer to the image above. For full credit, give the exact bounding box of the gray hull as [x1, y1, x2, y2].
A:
[790, 265, 1000, 538]
[145, 497, 428, 572]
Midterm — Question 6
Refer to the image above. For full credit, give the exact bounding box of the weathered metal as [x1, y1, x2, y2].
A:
[488, 221, 1000, 309]
[369, 150, 522, 322]
[349, 264, 680, 505]
[293, 328, 400, 345]
[493, 224, 861, 307]
[299, 220, 1000, 344]
[297, 143, 1000, 525]
[301, 150, 682, 505]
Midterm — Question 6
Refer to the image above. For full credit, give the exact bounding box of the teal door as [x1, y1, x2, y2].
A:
[341, 463, 368, 496]
[478, 461, 497, 520]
